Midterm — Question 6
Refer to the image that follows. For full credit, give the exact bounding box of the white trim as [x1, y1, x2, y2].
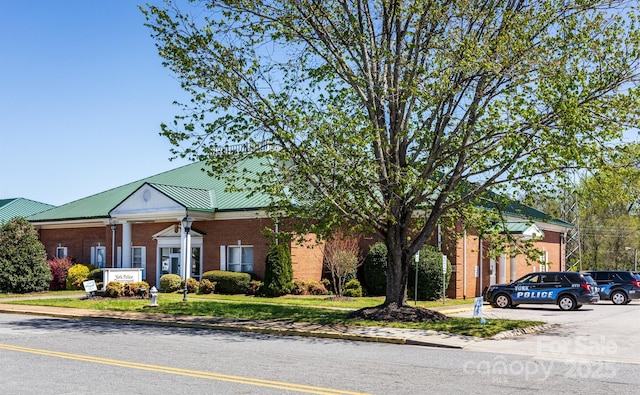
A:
[220, 245, 226, 271]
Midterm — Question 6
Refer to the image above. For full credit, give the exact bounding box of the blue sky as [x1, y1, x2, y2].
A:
[0, 0, 191, 206]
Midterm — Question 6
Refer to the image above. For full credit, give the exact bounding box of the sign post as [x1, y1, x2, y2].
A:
[414, 251, 419, 306]
[442, 255, 447, 304]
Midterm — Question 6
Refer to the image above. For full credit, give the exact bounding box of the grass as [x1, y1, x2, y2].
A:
[3, 292, 544, 338]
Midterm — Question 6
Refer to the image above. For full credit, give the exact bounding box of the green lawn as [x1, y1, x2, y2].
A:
[2, 292, 543, 338]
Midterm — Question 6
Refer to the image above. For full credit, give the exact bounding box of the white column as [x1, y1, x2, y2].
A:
[510, 256, 517, 282]
[185, 232, 192, 280]
[180, 227, 186, 279]
[121, 221, 132, 268]
[499, 254, 507, 284]
[180, 225, 191, 281]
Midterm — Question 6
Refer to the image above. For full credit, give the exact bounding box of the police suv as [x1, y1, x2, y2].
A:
[483, 271, 600, 311]
[583, 270, 640, 305]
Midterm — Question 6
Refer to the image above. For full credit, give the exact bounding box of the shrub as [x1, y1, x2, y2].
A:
[262, 243, 293, 297]
[364, 242, 387, 296]
[197, 279, 216, 295]
[104, 281, 124, 298]
[291, 280, 308, 295]
[123, 281, 150, 298]
[0, 217, 52, 293]
[343, 279, 363, 297]
[246, 280, 262, 296]
[408, 246, 452, 301]
[66, 264, 90, 290]
[87, 268, 103, 283]
[159, 274, 183, 292]
[202, 270, 251, 294]
[181, 277, 199, 294]
[48, 257, 74, 291]
[292, 280, 328, 295]
[308, 281, 329, 295]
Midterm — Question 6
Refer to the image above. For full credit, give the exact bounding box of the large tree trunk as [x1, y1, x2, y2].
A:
[384, 223, 410, 306]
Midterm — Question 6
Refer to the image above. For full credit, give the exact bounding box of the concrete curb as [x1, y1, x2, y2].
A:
[0, 302, 539, 349]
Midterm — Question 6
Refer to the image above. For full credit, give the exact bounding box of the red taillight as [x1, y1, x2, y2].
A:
[632, 280, 640, 288]
[580, 283, 591, 292]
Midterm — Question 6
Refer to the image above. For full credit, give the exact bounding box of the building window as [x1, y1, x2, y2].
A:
[227, 246, 253, 273]
[56, 247, 67, 259]
[91, 246, 106, 268]
[132, 246, 146, 279]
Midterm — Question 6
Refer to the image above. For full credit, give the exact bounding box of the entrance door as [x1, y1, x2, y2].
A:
[160, 248, 182, 277]
[170, 253, 181, 276]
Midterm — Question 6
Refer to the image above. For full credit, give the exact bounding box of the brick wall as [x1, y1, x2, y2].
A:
[447, 229, 565, 300]
[38, 217, 324, 287]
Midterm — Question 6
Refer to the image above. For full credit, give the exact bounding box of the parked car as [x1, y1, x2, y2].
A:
[583, 270, 640, 305]
[483, 271, 600, 311]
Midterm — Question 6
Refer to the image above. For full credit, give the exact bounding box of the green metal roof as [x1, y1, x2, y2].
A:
[0, 198, 56, 224]
[25, 157, 571, 230]
[493, 199, 572, 228]
[28, 158, 274, 222]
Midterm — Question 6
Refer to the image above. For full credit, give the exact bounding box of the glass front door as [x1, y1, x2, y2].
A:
[161, 248, 182, 276]
[160, 247, 201, 279]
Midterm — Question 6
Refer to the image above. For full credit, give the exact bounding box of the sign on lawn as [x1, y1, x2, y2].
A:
[82, 280, 97, 293]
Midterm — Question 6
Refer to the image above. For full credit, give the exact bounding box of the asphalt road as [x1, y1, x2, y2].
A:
[455, 302, 640, 364]
[1, 309, 639, 394]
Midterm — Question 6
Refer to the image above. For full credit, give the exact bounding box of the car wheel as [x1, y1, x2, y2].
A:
[611, 290, 628, 305]
[558, 295, 576, 311]
[493, 293, 511, 308]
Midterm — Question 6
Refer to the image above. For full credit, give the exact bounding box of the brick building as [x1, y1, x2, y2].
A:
[28, 159, 324, 288]
[27, 158, 571, 298]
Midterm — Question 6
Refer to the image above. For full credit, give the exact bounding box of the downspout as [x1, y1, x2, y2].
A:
[479, 237, 483, 297]
[562, 231, 567, 271]
[463, 229, 467, 300]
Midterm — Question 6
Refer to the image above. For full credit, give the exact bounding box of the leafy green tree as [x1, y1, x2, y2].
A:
[142, 1, 640, 307]
[0, 217, 52, 293]
[262, 243, 293, 296]
[576, 144, 640, 270]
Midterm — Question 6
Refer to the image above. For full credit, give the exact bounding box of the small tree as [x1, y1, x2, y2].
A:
[0, 217, 52, 293]
[323, 235, 361, 296]
[262, 243, 293, 297]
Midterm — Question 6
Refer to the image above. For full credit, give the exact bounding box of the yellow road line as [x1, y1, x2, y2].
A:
[0, 343, 370, 395]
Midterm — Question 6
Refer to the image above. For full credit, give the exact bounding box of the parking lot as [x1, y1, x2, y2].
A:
[453, 302, 640, 364]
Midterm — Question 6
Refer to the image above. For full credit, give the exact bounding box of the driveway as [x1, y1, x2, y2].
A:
[453, 302, 640, 364]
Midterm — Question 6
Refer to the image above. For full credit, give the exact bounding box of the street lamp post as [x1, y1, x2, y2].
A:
[625, 247, 637, 272]
[181, 216, 193, 302]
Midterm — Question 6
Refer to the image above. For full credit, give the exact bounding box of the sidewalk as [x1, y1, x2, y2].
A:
[0, 300, 497, 349]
